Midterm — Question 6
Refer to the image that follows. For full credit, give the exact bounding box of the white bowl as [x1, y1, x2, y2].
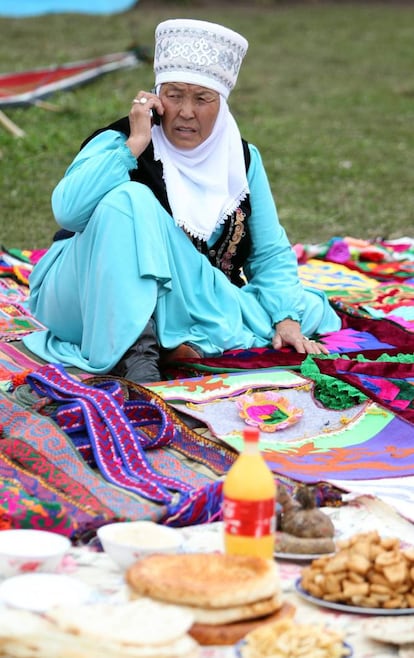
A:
[97, 521, 183, 570]
[0, 529, 70, 577]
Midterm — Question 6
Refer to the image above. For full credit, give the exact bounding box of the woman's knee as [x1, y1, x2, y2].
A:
[101, 181, 161, 213]
[84, 182, 164, 242]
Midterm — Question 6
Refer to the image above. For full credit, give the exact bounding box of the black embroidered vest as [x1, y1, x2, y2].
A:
[54, 117, 252, 287]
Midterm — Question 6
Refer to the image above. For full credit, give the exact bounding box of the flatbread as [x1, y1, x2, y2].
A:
[189, 601, 296, 646]
[365, 618, 414, 645]
[0, 632, 199, 658]
[0, 606, 198, 658]
[0, 609, 53, 637]
[126, 592, 282, 626]
[399, 646, 414, 658]
[126, 553, 280, 608]
[46, 598, 194, 646]
[178, 593, 282, 625]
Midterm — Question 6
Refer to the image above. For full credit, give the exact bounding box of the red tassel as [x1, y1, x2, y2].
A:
[10, 369, 32, 388]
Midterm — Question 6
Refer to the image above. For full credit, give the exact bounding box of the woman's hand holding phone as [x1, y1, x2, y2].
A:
[127, 89, 163, 157]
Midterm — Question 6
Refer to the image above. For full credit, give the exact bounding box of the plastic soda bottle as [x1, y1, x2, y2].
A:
[222, 427, 277, 559]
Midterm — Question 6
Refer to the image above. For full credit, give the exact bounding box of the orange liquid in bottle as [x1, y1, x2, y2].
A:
[222, 428, 276, 559]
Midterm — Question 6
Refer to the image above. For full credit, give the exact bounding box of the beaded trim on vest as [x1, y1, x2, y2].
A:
[192, 202, 251, 287]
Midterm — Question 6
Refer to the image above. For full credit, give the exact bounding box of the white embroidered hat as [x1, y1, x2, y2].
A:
[154, 19, 248, 99]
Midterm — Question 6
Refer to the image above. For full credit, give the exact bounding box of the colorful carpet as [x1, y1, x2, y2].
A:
[0, 248, 46, 344]
[0, 389, 161, 534]
[0, 279, 45, 343]
[298, 236, 414, 332]
[1, 239, 414, 527]
[0, 377, 235, 537]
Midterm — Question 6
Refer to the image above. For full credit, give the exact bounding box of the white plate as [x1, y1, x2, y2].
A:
[295, 578, 414, 616]
[0, 573, 96, 613]
[235, 638, 353, 657]
[275, 551, 334, 561]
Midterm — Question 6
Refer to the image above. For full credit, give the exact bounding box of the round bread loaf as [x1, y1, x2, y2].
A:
[126, 553, 280, 608]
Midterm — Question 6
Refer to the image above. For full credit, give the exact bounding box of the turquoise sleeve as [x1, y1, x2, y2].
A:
[51, 131, 136, 233]
[242, 144, 305, 325]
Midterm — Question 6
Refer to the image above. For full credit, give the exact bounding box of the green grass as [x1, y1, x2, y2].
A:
[1, 1, 413, 249]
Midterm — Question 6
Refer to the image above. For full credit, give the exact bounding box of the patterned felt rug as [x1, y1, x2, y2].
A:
[147, 367, 414, 522]
[148, 369, 414, 481]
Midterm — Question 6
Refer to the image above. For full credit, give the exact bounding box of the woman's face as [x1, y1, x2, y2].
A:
[159, 82, 220, 149]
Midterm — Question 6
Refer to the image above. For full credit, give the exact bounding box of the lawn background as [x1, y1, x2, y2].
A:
[0, 0, 413, 249]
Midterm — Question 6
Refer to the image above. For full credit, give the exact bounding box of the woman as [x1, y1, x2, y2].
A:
[24, 18, 341, 383]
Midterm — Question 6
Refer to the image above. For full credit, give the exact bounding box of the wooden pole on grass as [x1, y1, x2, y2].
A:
[0, 109, 25, 137]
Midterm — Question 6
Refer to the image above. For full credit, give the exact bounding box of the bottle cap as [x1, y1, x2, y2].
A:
[243, 427, 259, 443]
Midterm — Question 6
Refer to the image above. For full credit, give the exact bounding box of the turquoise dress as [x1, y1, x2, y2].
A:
[23, 130, 340, 373]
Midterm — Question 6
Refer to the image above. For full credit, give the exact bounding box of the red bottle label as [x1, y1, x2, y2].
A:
[222, 497, 276, 537]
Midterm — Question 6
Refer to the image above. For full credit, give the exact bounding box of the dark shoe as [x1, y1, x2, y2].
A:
[110, 319, 161, 384]
[161, 342, 203, 365]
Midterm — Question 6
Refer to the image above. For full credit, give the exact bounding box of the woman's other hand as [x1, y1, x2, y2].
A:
[126, 90, 164, 158]
[272, 318, 329, 355]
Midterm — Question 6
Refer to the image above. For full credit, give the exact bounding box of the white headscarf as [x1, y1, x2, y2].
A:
[151, 96, 249, 242]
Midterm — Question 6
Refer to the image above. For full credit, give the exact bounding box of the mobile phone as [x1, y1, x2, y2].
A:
[152, 108, 161, 125]
[150, 87, 161, 125]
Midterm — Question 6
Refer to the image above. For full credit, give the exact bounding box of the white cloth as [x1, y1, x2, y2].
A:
[151, 97, 249, 241]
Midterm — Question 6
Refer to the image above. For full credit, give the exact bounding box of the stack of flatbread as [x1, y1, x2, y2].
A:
[126, 553, 294, 645]
[0, 598, 199, 658]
